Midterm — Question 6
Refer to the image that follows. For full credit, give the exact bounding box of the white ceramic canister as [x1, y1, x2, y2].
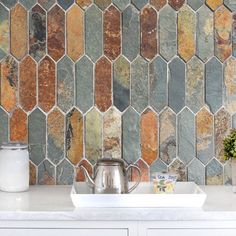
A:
[0, 142, 29, 192]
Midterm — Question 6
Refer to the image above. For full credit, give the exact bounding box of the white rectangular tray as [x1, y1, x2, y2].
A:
[71, 182, 207, 208]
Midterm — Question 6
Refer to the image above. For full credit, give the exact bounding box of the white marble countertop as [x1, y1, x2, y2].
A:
[0, 185, 236, 221]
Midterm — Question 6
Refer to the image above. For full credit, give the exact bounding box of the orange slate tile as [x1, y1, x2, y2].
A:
[150, 0, 167, 11]
[76, 0, 92, 9]
[76, 159, 93, 182]
[206, 0, 223, 11]
[19, 56, 37, 112]
[131, 159, 149, 182]
[30, 161, 37, 185]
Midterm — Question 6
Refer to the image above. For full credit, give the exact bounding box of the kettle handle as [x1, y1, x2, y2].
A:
[126, 164, 141, 193]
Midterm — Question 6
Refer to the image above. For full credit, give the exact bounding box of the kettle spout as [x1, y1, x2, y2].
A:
[78, 165, 95, 188]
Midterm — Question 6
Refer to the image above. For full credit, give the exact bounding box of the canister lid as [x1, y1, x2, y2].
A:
[0, 142, 28, 150]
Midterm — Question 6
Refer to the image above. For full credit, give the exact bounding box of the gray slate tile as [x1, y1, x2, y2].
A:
[113, 0, 130, 10]
[188, 0, 204, 10]
[19, 0, 37, 9]
[187, 159, 205, 185]
[132, 0, 148, 9]
[224, 0, 236, 11]
[0, 108, 8, 144]
[56, 159, 74, 185]
[206, 158, 223, 185]
[38, 159, 55, 184]
[57, 0, 74, 10]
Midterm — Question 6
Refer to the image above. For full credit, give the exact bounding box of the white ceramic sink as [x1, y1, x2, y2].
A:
[71, 182, 207, 208]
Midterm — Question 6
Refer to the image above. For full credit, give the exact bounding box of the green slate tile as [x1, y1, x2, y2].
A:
[75, 56, 93, 113]
[38, 159, 55, 185]
[205, 57, 223, 113]
[187, 159, 205, 185]
[196, 5, 214, 63]
[57, 0, 74, 10]
[131, 56, 148, 113]
[113, 56, 130, 112]
[188, 0, 204, 10]
[19, 0, 37, 9]
[0, 3, 9, 60]
[57, 56, 74, 113]
[159, 5, 177, 61]
[113, 0, 130, 10]
[0, 107, 8, 144]
[56, 159, 74, 185]
[150, 159, 168, 180]
[28, 108, 46, 166]
[85, 4, 102, 62]
[122, 107, 140, 164]
[178, 108, 195, 165]
[206, 158, 223, 185]
[132, 0, 148, 9]
[149, 56, 167, 112]
[122, 5, 140, 62]
[0, 0, 17, 8]
[168, 57, 185, 113]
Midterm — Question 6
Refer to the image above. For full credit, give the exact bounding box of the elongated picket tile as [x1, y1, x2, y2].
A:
[47, 5, 65, 61]
[104, 5, 121, 61]
[10, 4, 27, 60]
[206, 159, 223, 185]
[123, 107, 140, 164]
[85, 5, 102, 62]
[0, 0, 17, 8]
[149, 56, 167, 112]
[29, 5, 46, 61]
[122, 5, 140, 62]
[132, 0, 148, 10]
[0, 108, 8, 144]
[186, 56, 204, 113]
[76, 159, 93, 182]
[141, 109, 158, 165]
[224, 161, 232, 185]
[196, 5, 214, 62]
[215, 6, 232, 62]
[113, 0, 130, 10]
[47, 108, 65, 165]
[132, 159, 149, 182]
[95, 56, 112, 112]
[188, 0, 204, 10]
[196, 108, 214, 165]
[150, 0, 166, 11]
[187, 159, 205, 185]
[224, 57, 236, 114]
[150, 159, 168, 179]
[85, 108, 102, 164]
[168, 159, 186, 181]
[19, 0, 36, 9]
[30, 161, 36, 185]
[0, 56, 18, 113]
[75, 56, 93, 113]
[178, 5, 195, 62]
[224, 0, 236, 11]
[29, 108, 46, 166]
[10, 108, 27, 142]
[38, 159, 55, 185]
[168, 57, 185, 113]
[215, 107, 231, 163]
[66, 108, 83, 165]
[168, 0, 185, 10]
[206, 0, 223, 10]
[131, 56, 148, 113]
[38, 0, 55, 10]
[38, 56, 55, 113]
[113, 56, 130, 112]
[233, 13, 236, 57]
[159, 108, 176, 165]
[103, 107, 121, 158]
[94, 0, 111, 10]
[57, 56, 74, 113]
[57, 0, 74, 10]
[76, 0, 92, 9]
[19, 56, 36, 112]
[178, 108, 195, 165]
[56, 159, 74, 185]
[205, 57, 223, 113]
[159, 5, 177, 61]
[141, 6, 157, 60]
[0, 4, 9, 60]
[67, 4, 84, 62]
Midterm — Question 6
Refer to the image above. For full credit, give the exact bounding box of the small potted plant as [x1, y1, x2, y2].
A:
[223, 129, 236, 191]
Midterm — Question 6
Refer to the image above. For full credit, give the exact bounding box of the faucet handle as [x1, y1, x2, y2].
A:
[126, 164, 141, 193]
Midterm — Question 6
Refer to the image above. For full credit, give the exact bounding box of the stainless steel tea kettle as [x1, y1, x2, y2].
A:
[78, 158, 141, 194]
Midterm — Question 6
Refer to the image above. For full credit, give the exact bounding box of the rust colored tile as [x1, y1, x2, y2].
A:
[76, 0, 92, 9]
[0, 56, 18, 113]
[66, 108, 83, 165]
[168, 0, 185, 10]
[215, 6, 232, 62]
[141, 6, 158, 60]
[150, 0, 167, 10]
[10, 108, 27, 142]
[67, 5, 84, 62]
[95, 56, 112, 112]
[141, 109, 158, 166]
[76, 159, 93, 182]
[206, 0, 223, 11]
[19, 56, 36, 112]
[30, 161, 36, 185]
[38, 56, 55, 112]
[104, 5, 121, 61]
[47, 5, 65, 61]
[131, 159, 149, 182]
[10, 4, 28, 60]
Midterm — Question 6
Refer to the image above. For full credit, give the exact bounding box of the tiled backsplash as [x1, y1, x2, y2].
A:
[0, 0, 235, 185]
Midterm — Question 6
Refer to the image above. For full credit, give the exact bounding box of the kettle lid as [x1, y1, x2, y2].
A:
[97, 158, 125, 166]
